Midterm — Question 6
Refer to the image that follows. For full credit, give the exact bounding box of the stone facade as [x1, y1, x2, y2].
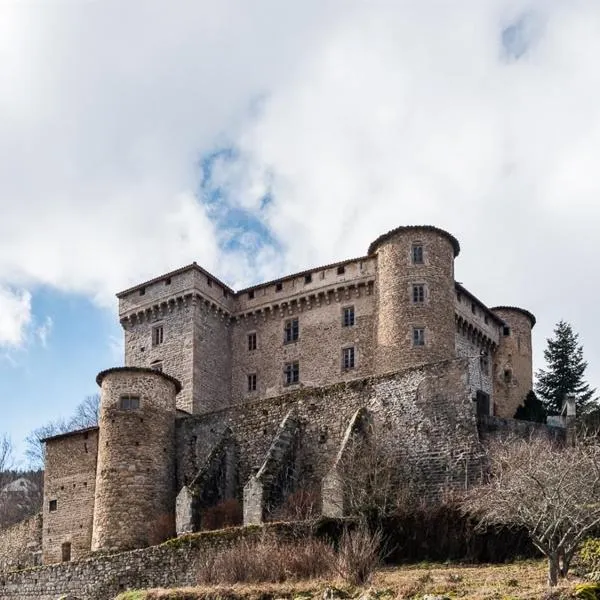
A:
[0, 514, 42, 572]
[0, 224, 537, 575]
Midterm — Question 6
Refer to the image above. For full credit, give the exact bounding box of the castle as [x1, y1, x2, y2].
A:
[36, 225, 537, 565]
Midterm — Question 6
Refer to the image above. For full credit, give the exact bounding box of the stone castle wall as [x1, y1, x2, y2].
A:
[0, 514, 42, 573]
[42, 428, 98, 564]
[176, 359, 483, 511]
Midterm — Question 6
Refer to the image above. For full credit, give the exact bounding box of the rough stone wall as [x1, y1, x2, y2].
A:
[42, 428, 98, 564]
[374, 228, 457, 375]
[230, 281, 376, 402]
[491, 308, 533, 418]
[0, 514, 42, 572]
[455, 333, 493, 402]
[0, 522, 313, 600]
[91, 369, 178, 552]
[177, 359, 482, 512]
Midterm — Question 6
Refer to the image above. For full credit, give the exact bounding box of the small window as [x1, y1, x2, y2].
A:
[480, 352, 489, 375]
[342, 346, 355, 370]
[49, 500, 57, 512]
[61, 542, 71, 563]
[139, 287, 146, 296]
[304, 273, 312, 284]
[207, 276, 212, 287]
[504, 369, 513, 383]
[248, 332, 257, 351]
[248, 290, 255, 300]
[284, 318, 299, 343]
[412, 284, 425, 304]
[503, 326, 511, 336]
[165, 277, 171, 286]
[150, 360, 163, 372]
[284, 361, 299, 385]
[342, 306, 355, 327]
[120, 395, 141, 410]
[152, 325, 164, 346]
[484, 315, 489, 325]
[320, 271, 325, 280]
[456, 291, 462, 302]
[413, 327, 425, 347]
[337, 265, 345, 275]
[247, 373, 257, 392]
[412, 243, 424, 264]
[275, 282, 283, 292]
[223, 290, 229, 298]
[471, 303, 477, 315]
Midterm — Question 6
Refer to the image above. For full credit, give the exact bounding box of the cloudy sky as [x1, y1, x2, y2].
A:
[1, 0, 599, 462]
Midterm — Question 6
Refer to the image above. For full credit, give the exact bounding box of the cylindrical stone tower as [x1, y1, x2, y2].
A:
[91, 367, 181, 552]
[490, 306, 535, 418]
[370, 225, 460, 375]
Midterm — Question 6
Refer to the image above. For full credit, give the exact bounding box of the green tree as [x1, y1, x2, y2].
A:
[514, 390, 547, 423]
[535, 320, 597, 415]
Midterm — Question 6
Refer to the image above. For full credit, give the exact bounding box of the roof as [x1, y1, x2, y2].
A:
[368, 225, 461, 257]
[490, 306, 537, 328]
[116, 263, 235, 298]
[42, 425, 99, 443]
[96, 366, 183, 393]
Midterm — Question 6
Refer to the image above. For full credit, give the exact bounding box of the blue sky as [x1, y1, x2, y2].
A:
[2, 1, 600, 464]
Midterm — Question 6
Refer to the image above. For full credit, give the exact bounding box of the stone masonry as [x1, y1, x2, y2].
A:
[0, 224, 537, 576]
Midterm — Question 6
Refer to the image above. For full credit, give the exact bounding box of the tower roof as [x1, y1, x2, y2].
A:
[368, 225, 461, 257]
[96, 366, 183, 393]
[490, 306, 536, 328]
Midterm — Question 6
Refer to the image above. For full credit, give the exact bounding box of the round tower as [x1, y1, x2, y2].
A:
[369, 225, 460, 375]
[91, 367, 181, 552]
[490, 306, 535, 418]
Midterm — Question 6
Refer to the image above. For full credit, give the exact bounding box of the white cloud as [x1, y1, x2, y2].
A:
[1, 1, 600, 388]
[0, 288, 32, 347]
[35, 317, 53, 349]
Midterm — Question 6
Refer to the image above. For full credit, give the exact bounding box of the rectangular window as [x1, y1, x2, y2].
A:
[412, 284, 425, 304]
[275, 282, 283, 292]
[61, 542, 71, 563]
[119, 394, 141, 410]
[247, 373, 257, 392]
[284, 361, 299, 385]
[284, 318, 299, 343]
[503, 326, 511, 336]
[248, 290, 255, 300]
[337, 265, 345, 275]
[412, 244, 424, 264]
[343, 306, 355, 327]
[248, 332, 257, 351]
[471, 302, 477, 314]
[49, 499, 57, 512]
[342, 346, 355, 370]
[475, 391, 490, 417]
[304, 273, 312, 284]
[413, 327, 425, 347]
[152, 325, 164, 346]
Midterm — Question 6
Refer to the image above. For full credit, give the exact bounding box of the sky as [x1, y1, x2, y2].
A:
[1, 0, 600, 464]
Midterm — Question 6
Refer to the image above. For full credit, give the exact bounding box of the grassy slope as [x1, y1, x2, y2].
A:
[115, 559, 577, 600]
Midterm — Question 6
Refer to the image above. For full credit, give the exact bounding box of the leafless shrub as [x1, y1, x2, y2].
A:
[147, 513, 175, 546]
[200, 499, 243, 531]
[462, 431, 600, 587]
[268, 488, 321, 522]
[196, 536, 336, 584]
[333, 524, 383, 587]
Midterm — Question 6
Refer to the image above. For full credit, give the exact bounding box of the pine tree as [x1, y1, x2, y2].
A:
[535, 320, 598, 415]
[514, 390, 547, 423]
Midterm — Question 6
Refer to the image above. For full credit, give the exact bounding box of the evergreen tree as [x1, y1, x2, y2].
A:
[535, 320, 598, 415]
[514, 390, 547, 423]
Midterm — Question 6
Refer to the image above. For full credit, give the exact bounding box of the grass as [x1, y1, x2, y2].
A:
[115, 559, 579, 600]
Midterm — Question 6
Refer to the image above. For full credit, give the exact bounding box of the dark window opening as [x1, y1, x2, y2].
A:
[504, 369, 513, 383]
[284, 318, 299, 343]
[471, 303, 477, 314]
[61, 542, 71, 563]
[337, 265, 345, 275]
[275, 282, 283, 292]
[49, 500, 57, 512]
[475, 391, 490, 417]
[284, 361, 300, 385]
[412, 243, 424, 264]
[413, 327, 425, 347]
[165, 277, 171, 286]
[248, 290, 255, 300]
[152, 325, 164, 346]
[343, 306, 355, 327]
[119, 394, 140, 410]
[247, 373, 257, 392]
[139, 287, 146, 296]
[248, 332, 257, 351]
[342, 347, 355, 370]
[207, 276, 212, 287]
[412, 284, 425, 304]
[304, 273, 312, 284]
[484, 315, 489, 324]
[503, 326, 511, 336]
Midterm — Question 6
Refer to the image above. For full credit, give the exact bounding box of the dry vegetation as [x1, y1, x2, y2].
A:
[115, 559, 575, 600]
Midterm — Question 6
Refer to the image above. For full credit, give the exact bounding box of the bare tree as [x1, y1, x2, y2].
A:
[462, 433, 600, 587]
[0, 434, 14, 490]
[25, 394, 100, 469]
